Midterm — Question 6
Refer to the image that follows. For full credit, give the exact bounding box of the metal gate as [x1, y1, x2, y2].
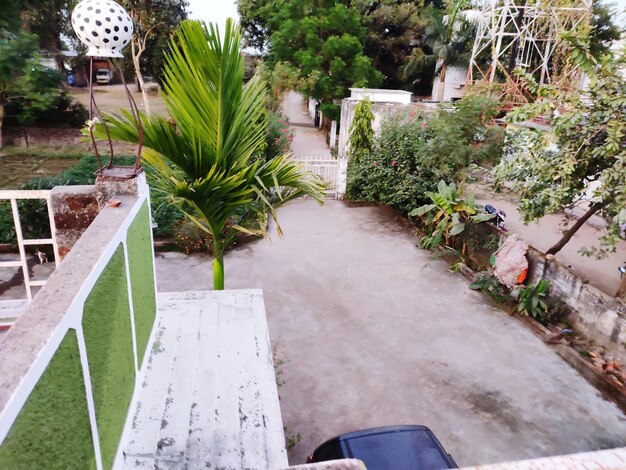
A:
[294, 155, 340, 198]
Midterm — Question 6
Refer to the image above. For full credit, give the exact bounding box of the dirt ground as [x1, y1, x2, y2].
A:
[468, 181, 626, 297]
[0, 153, 82, 188]
[69, 84, 169, 118]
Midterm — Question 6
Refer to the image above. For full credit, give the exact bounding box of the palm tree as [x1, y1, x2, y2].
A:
[95, 19, 326, 290]
[403, 1, 476, 102]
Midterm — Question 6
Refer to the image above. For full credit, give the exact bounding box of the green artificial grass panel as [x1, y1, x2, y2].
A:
[126, 201, 157, 367]
[0, 329, 95, 469]
[82, 245, 135, 469]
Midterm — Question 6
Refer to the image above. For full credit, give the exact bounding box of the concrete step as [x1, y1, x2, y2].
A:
[117, 290, 288, 470]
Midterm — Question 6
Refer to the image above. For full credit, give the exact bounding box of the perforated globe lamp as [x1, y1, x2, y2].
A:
[71, 0, 144, 179]
[71, 0, 134, 58]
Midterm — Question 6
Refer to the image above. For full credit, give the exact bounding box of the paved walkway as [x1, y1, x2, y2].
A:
[283, 92, 331, 158]
[155, 199, 626, 466]
[155, 94, 625, 466]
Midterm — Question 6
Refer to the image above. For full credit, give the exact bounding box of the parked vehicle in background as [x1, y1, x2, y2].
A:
[307, 425, 457, 470]
[96, 68, 111, 85]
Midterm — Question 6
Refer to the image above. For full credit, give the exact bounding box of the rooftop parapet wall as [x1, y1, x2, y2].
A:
[0, 174, 158, 469]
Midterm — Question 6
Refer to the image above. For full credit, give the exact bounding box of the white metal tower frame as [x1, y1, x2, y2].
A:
[467, 0, 591, 88]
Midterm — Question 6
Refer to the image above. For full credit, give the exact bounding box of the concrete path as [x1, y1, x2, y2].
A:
[155, 200, 626, 467]
[283, 92, 331, 158]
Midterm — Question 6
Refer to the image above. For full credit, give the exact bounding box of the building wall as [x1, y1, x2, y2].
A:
[0, 179, 158, 469]
[431, 65, 468, 102]
[338, 99, 428, 159]
[527, 247, 626, 362]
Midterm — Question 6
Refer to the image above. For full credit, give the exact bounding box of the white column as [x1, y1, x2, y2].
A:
[329, 121, 337, 149]
[336, 158, 348, 200]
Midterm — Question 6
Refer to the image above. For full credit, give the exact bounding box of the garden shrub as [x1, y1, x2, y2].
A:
[347, 94, 504, 214]
[262, 112, 294, 161]
[4, 91, 88, 129]
[347, 114, 468, 214]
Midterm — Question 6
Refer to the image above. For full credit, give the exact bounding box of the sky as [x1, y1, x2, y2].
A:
[187, 0, 239, 28]
[184, 0, 626, 34]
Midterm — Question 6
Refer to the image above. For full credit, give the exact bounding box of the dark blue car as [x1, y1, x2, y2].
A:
[307, 425, 457, 469]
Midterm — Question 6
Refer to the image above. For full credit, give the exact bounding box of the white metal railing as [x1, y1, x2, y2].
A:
[0, 190, 60, 302]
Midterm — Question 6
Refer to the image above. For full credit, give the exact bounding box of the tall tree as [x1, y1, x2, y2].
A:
[20, 0, 77, 71]
[589, 0, 622, 59]
[121, 0, 188, 114]
[353, 0, 426, 91]
[494, 52, 626, 284]
[267, 0, 383, 121]
[237, 0, 275, 51]
[94, 19, 326, 289]
[403, 1, 476, 101]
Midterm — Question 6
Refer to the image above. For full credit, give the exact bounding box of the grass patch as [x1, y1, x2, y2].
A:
[82, 245, 135, 469]
[0, 329, 95, 469]
[127, 202, 157, 367]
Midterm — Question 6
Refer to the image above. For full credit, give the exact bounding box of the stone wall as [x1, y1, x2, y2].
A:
[526, 247, 626, 362]
[3, 128, 84, 148]
[50, 185, 99, 259]
[50, 174, 145, 259]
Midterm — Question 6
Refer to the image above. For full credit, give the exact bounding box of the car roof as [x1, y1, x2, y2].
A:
[338, 425, 456, 469]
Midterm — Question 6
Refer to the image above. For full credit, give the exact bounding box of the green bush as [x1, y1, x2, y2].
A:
[4, 92, 88, 129]
[513, 279, 551, 323]
[263, 112, 294, 161]
[0, 155, 184, 243]
[347, 94, 504, 214]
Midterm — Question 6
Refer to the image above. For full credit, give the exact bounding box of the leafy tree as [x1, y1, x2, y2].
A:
[0, 0, 24, 34]
[262, 0, 383, 120]
[94, 19, 326, 289]
[0, 33, 61, 147]
[352, 0, 427, 91]
[259, 61, 300, 112]
[495, 52, 626, 272]
[348, 98, 374, 161]
[589, 0, 623, 59]
[237, 0, 275, 51]
[20, 0, 80, 71]
[115, 0, 188, 113]
[403, 1, 476, 101]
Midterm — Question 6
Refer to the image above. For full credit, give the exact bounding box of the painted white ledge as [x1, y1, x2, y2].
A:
[117, 290, 288, 470]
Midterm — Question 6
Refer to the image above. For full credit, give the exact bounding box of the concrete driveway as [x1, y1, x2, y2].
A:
[155, 199, 626, 467]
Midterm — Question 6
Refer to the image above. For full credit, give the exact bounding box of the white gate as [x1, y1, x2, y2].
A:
[295, 155, 340, 198]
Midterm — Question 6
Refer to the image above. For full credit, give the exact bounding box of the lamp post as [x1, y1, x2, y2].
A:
[71, 0, 144, 179]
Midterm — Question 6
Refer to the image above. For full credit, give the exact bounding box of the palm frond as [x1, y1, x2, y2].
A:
[90, 18, 325, 248]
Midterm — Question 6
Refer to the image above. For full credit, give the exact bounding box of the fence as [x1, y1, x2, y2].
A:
[295, 155, 340, 198]
[0, 190, 60, 302]
[0, 174, 158, 470]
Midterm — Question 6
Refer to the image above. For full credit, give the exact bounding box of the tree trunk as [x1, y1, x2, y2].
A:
[0, 101, 4, 149]
[212, 239, 224, 290]
[131, 43, 151, 114]
[616, 276, 626, 299]
[437, 64, 447, 102]
[546, 202, 602, 255]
